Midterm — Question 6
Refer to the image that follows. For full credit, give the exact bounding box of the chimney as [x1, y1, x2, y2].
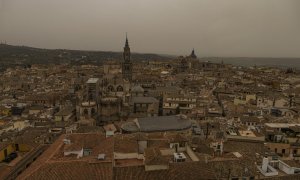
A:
[219, 140, 224, 155]
[262, 157, 269, 172]
[205, 156, 208, 164]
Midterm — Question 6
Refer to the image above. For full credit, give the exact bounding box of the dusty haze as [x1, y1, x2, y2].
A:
[0, 0, 300, 57]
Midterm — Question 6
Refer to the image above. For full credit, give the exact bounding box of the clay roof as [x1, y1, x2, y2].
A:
[114, 135, 138, 153]
[136, 115, 192, 132]
[209, 159, 256, 178]
[144, 148, 169, 166]
[63, 133, 113, 158]
[55, 107, 74, 116]
[113, 162, 216, 180]
[14, 127, 48, 148]
[24, 161, 112, 180]
[147, 139, 169, 149]
[103, 124, 117, 132]
[167, 133, 188, 143]
[223, 140, 265, 156]
[131, 97, 158, 104]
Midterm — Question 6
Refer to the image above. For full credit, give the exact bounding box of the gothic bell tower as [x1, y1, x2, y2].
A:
[122, 34, 133, 81]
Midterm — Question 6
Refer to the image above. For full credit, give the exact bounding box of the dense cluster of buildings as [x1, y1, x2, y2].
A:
[1, 37, 300, 179]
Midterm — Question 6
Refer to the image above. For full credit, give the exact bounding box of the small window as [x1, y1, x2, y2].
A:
[107, 85, 114, 92]
[282, 149, 286, 154]
[83, 109, 88, 115]
[293, 149, 297, 155]
[116, 86, 123, 92]
[91, 108, 96, 115]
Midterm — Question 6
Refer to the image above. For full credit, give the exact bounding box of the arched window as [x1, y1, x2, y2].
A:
[83, 109, 88, 115]
[107, 85, 114, 92]
[117, 85, 123, 92]
[91, 108, 96, 115]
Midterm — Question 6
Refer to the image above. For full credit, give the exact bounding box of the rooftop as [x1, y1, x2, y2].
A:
[121, 115, 192, 133]
[131, 96, 159, 104]
[86, 78, 99, 84]
[138, 115, 191, 132]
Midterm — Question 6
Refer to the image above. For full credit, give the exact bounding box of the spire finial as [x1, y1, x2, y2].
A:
[125, 32, 129, 47]
[190, 48, 197, 59]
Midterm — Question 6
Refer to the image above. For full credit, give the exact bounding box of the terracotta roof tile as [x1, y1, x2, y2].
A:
[24, 161, 112, 180]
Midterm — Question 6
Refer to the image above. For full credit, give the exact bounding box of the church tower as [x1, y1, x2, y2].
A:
[189, 48, 197, 59]
[122, 34, 133, 81]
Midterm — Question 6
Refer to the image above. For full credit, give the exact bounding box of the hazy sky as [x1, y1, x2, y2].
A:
[0, 0, 300, 57]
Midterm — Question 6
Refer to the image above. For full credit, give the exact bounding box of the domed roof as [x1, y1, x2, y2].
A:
[131, 85, 144, 93]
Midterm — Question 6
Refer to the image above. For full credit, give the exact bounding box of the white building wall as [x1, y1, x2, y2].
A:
[279, 161, 295, 174]
[114, 152, 143, 160]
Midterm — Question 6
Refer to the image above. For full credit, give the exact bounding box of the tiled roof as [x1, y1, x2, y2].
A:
[147, 139, 169, 149]
[137, 115, 192, 132]
[114, 135, 138, 153]
[113, 162, 216, 180]
[167, 133, 188, 143]
[24, 161, 112, 180]
[62, 133, 114, 159]
[209, 159, 256, 178]
[64, 133, 104, 150]
[144, 148, 169, 165]
[223, 139, 265, 156]
[131, 97, 158, 104]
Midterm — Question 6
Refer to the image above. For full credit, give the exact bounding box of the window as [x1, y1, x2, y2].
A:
[116, 85, 123, 92]
[275, 148, 277, 153]
[179, 142, 186, 148]
[293, 149, 297, 155]
[282, 149, 286, 154]
[83, 149, 92, 156]
[4, 149, 8, 157]
[107, 85, 114, 92]
[15, 144, 19, 151]
[91, 108, 96, 115]
[83, 109, 88, 115]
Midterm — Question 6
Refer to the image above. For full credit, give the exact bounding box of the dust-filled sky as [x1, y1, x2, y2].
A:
[0, 0, 300, 57]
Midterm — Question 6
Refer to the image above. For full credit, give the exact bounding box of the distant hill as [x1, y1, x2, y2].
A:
[0, 44, 172, 66]
[1, 44, 299, 70]
[201, 57, 300, 69]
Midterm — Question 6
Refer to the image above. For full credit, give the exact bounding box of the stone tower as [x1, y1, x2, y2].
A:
[122, 34, 133, 81]
[190, 48, 197, 59]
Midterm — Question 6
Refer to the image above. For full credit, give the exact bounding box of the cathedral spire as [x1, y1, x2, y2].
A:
[125, 33, 129, 47]
[190, 48, 197, 59]
[122, 34, 132, 81]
